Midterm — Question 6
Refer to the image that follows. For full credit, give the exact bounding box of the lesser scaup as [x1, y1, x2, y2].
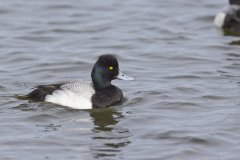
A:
[214, 0, 240, 33]
[26, 54, 134, 109]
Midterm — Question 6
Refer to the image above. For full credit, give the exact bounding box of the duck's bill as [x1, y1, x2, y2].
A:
[117, 71, 134, 81]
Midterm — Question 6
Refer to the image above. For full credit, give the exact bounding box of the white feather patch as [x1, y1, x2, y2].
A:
[45, 81, 95, 109]
[214, 12, 226, 28]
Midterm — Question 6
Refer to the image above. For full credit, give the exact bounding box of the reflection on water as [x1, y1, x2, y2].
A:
[36, 123, 62, 132]
[218, 28, 240, 45]
[12, 101, 60, 112]
[219, 52, 240, 92]
[89, 108, 131, 158]
[6, 102, 131, 159]
[221, 53, 240, 78]
[90, 108, 122, 132]
[222, 28, 240, 37]
[229, 40, 240, 45]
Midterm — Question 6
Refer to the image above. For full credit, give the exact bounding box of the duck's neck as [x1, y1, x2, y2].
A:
[91, 64, 111, 90]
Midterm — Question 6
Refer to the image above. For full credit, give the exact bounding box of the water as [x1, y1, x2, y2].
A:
[0, 0, 240, 159]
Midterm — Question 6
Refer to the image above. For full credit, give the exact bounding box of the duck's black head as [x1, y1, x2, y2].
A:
[91, 54, 133, 89]
[230, 0, 240, 5]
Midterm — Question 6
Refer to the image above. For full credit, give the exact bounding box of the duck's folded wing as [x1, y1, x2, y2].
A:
[27, 84, 62, 101]
[60, 81, 94, 96]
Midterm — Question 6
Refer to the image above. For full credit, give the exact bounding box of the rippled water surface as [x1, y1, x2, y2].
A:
[0, 0, 240, 159]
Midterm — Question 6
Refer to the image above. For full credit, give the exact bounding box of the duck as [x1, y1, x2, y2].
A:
[214, 0, 240, 34]
[26, 54, 134, 109]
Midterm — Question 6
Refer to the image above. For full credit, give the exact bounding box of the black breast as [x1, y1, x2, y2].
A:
[92, 85, 123, 108]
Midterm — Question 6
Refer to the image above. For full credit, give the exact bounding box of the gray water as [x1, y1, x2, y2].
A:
[0, 0, 240, 159]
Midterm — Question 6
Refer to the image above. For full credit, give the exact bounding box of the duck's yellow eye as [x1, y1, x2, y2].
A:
[109, 66, 114, 70]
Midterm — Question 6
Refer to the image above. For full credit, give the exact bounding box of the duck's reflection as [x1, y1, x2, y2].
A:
[229, 39, 240, 45]
[90, 108, 121, 132]
[89, 108, 131, 158]
[219, 28, 240, 45]
[222, 28, 240, 37]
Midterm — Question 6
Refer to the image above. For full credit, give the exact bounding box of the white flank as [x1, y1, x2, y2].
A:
[214, 12, 226, 28]
[45, 81, 95, 109]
